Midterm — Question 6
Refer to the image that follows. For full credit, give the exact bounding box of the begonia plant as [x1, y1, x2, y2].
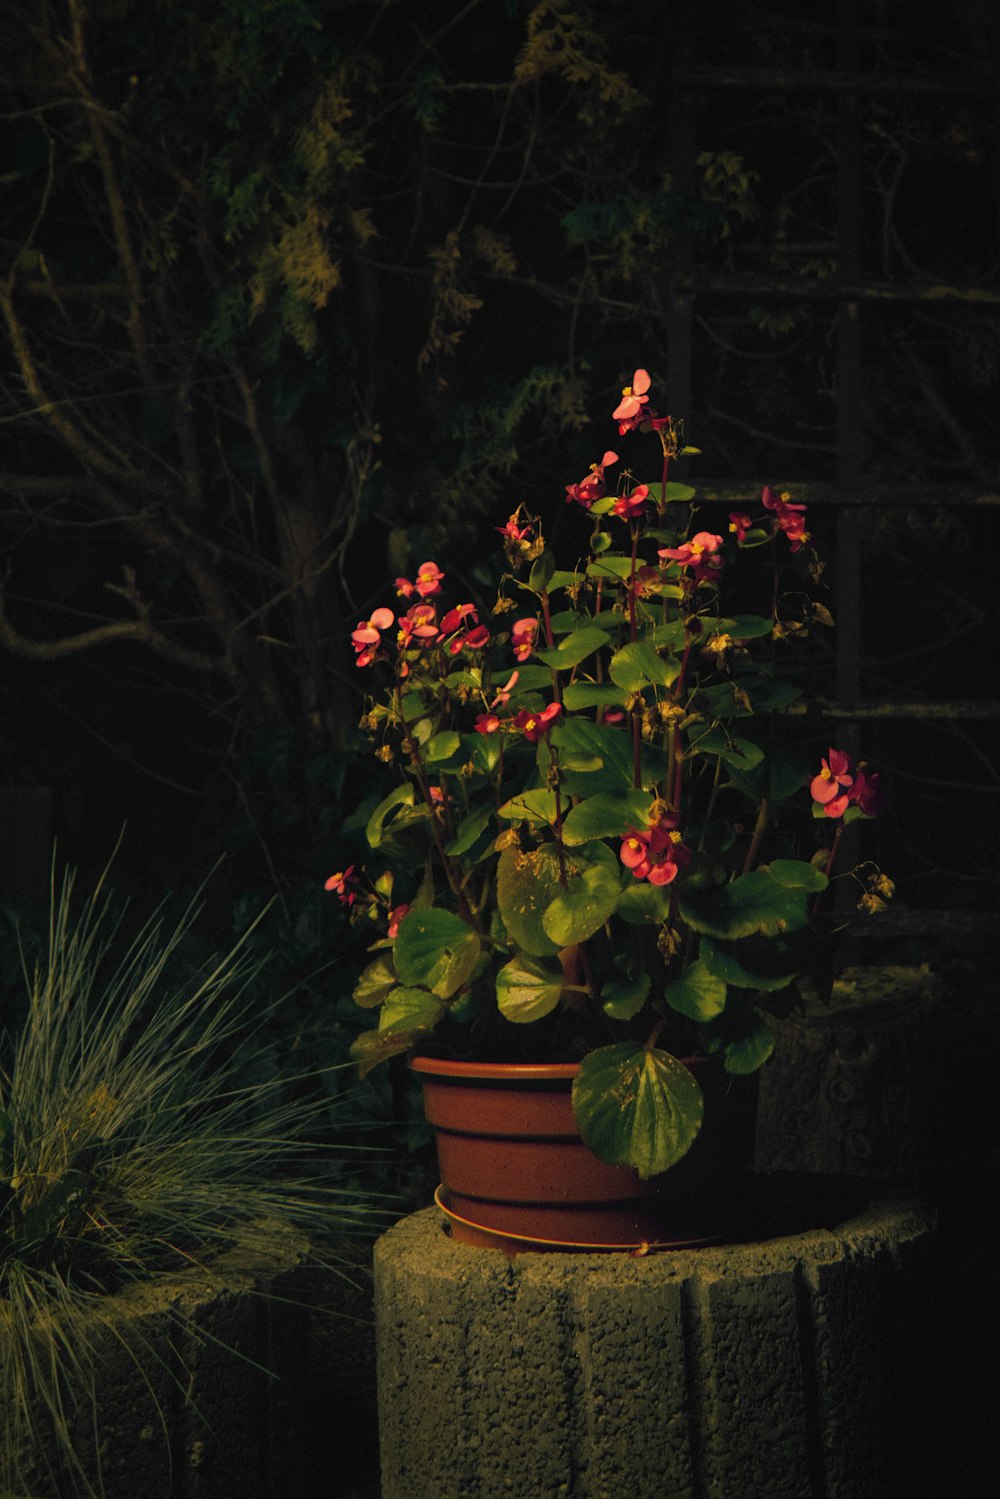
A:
[334, 368, 890, 1178]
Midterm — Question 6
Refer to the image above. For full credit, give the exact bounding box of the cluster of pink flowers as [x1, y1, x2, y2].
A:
[729, 486, 810, 553]
[352, 564, 488, 668]
[619, 815, 693, 886]
[810, 748, 886, 819]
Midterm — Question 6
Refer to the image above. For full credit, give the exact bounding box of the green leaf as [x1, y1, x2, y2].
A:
[609, 641, 680, 692]
[616, 881, 674, 925]
[444, 804, 494, 856]
[723, 1012, 776, 1075]
[729, 747, 808, 802]
[767, 859, 828, 893]
[560, 790, 653, 846]
[528, 550, 556, 593]
[350, 1026, 420, 1079]
[551, 719, 632, 796]
[601, 971, 650, 1020]
[698, 935, 799, 992]
[718, 613, 774, 640]
[572, 1043, 704, 1178]
[562, 681, 629, 712]
[378, 986, 446, 1033]
[585, 554, 634, 582]
[496, 846, 563, 957]
[495, 954, 564, 1023]
[423, 730, 462, 764]
[497, 787, 558, 825]
[365, 784, 417, 848]
[649, 480, 697, 503]
[679, 870, 811, 940]
[688, 730, 764, 770]
[535, 626, 609, 670]
[541, 848, 620, 946]
[353, 952, 398, 1009]
[393, 909, 481, 997]
[663, 960, 727, 1021]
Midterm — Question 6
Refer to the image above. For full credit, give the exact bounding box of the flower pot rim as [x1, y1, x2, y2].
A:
[409, 1052, 713, 1082]
[410, 1055, 580, 1082]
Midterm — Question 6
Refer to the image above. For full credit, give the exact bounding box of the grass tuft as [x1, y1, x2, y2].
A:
[0, 863, 386, 1497]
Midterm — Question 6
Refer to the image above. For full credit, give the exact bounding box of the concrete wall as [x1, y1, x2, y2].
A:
[375, 1199, 936, 1499]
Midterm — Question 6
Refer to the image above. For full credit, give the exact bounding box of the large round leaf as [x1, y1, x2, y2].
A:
[393, 909, 481, 997]
[560, 790, 653, 846]
[496, 846, 563, 957]
[679, 869, 811, 940]
[378, 986, 445, 1033]
[663, 960, 727, 1021]
[541, 847, 620, 946]
[572, 1043, 704, 1179]
[495, 954, 564, 1023]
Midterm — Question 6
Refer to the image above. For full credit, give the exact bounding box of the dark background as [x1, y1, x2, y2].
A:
[2, 3, 998, 1493]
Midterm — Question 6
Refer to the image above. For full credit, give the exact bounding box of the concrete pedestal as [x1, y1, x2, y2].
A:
[375, 1194, 936, 1499]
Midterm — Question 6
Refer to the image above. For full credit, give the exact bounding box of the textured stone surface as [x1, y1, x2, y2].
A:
[375, 1198, 934, 1499]
[3, 1230, 378, 1499]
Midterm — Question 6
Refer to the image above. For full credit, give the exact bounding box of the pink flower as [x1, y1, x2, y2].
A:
[511, 617, 539, 662]
[658, 531, 724, 585]
[475, 712, 502, 735]
[513, 701, 562, 743]
[324, 866, 359, 907]
[497, 514, 533, 544]
[351, 607, 395, 666]
[387, 904, 410, 939]
[612, 369, 651, 431]
[439, 603, 478, 634]
[565, 451, 618, 509]
[619, 818, 691, 886]
[396, 561, 444, 599]
[849, 764, 886, 816]
[728, 511, 752, 543]
[811, 748, 854, 817]
[397, 602, 439, 648]
[761, 487, 810, 552]
[611, 483, 650, 522]
[450, 623, 490, 654]
[489, 670, 519, 708]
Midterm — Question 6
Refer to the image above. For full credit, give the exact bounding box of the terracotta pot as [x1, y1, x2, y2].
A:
[410, 1055, 757, 1253]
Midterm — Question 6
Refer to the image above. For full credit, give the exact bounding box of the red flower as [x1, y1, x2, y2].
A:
[849, 764, 886, 816]
[611, 483, 650, 522]
[396, 602, 439, 648]
[513, 702, 562, 743]
[324, 866, 360, 907]
[489, 670, 519, 708]
[728, 511, 752, 543]
[620, 818, 692, 886]
[810, 748, 854, 818]
[612, 368, 651, 432]
[450, 623, 490, 654]
[475, 712, 502, 735]
[496, 514, 533, 544]
[351, 607, 395, 667]
[511, 617, 539, 662]
[762, 487, 810, 552]
[387, 904, 410, 939]
[396, 561, 444, 599]
[565, 450, 618, 509]
[658, 531, 724, 585]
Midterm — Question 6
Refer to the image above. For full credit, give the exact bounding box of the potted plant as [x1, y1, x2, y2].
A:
[337, 366, 890, 1251]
